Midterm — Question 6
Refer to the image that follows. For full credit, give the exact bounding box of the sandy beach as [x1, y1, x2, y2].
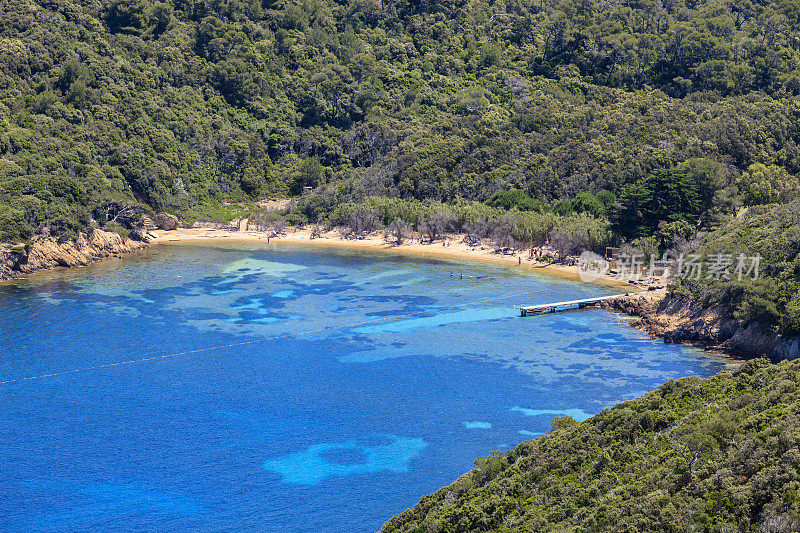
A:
[152, 226, 641, 291]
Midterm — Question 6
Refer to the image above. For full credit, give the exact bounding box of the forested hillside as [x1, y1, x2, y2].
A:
[3, 0, 800, 245]
[672, 200, 800, 338]
[383, 358, 800, 531]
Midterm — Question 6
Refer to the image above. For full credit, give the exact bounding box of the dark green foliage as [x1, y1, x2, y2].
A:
[615, 164, 712, 238]
[550, 199, 573, 216]
[2, 0, 800, 242]
[572, 191, 609, 218]
[486, 190, 542, 212]
[550, 414, 577, 431]
[383, 359, 800, 532]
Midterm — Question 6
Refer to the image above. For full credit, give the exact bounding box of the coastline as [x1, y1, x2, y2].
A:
[601, 290, 799, 362]
[1, 225, 749, 364]
[152, 226, 640, 290]
[8, 226, 751, 363]
[0, 229, 147, 283]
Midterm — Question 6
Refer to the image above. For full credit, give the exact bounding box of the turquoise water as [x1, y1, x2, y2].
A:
[0, 244, 726, 531]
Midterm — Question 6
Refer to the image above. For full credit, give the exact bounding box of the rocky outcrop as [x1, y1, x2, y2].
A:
[130, 228, 159, 242]
[154, 212, 180, 230]
[0, 229, 147, 282]
[601, 291, 800, 361]
[0, 244, 21, 281]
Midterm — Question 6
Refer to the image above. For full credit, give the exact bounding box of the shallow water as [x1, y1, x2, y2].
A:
[0, 243, 727, 532]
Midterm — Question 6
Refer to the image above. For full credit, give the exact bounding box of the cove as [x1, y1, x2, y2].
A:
[0, 243, 728, 532]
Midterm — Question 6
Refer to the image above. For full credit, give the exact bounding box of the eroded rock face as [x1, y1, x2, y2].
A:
[0, 229, 147, 281]
[0, 244, 20, 281]
[601, 291, 800, 361]
[154, 212, 180, 230]
[721, 323, 800, 361]
[130, 228, 159, 242]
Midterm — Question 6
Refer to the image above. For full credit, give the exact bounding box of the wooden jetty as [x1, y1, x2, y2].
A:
[520, 294, 628, 317]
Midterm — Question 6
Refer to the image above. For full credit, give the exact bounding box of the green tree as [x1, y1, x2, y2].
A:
[616, 166, 704, 238]
[737, 163, 800, 205]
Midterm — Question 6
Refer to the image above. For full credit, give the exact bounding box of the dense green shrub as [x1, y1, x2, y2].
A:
[671, 201, 800, 334]
[486, 190, 543, 212]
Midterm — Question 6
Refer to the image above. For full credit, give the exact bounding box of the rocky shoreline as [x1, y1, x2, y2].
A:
[0, 229, 147, 282]
[602, 291, 800, 361]
[4, 225, 795, 363]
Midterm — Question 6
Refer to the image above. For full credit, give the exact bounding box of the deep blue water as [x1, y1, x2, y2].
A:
[0, 243, 727, 532]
